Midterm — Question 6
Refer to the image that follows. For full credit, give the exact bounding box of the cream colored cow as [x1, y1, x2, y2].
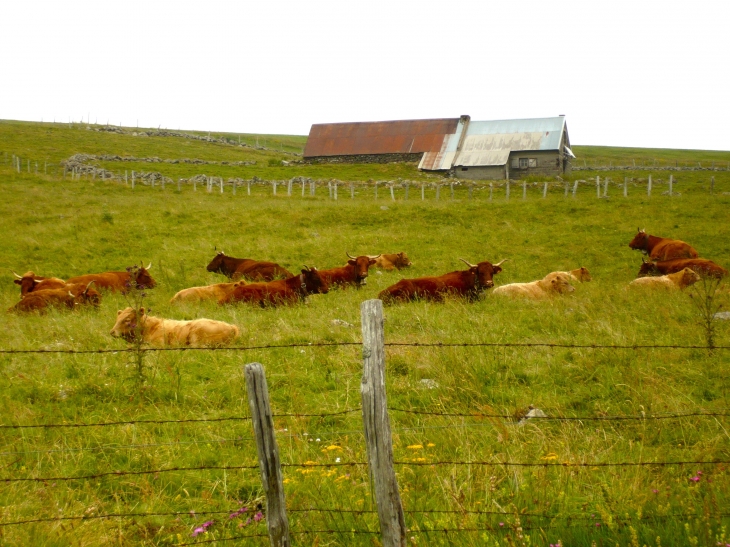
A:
[170, 282, 239, 304]
[110, 307, 239, 346]
[492, 272, 575, 298]
[628, 267, 700, 290]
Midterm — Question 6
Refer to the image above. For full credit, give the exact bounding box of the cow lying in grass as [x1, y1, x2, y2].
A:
[559, 267, 592, 283]
[110, 307, 239, 346]
[378, 258, 506, 303]
[67, 263, 156, 293]
[219, 266, 328, 307]
[13, 271, 67, 297]
[170, 282, 240, 304]
[492, 272, 575, 298]
[319, 253, 379, 289]
[637, 258, 727, 279]
[628, 229, 699, 261]
[374, 252, 412, 271]
[9, 282, 101, 313]
[629, 267, 700, 290]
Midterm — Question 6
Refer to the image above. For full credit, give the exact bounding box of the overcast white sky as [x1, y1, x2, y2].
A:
[3, 0, 729, 150]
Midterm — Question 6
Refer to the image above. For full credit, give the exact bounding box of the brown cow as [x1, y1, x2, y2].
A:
[492, 272, 575, 298]
[66, 263, 156, 293]
[629, 267, 700, 290]
[8, 282, 101, 313]
[13, 271, 67, 297]
[559, 267, 592, 283]
[206, 251, 293, 281]
[637, 258, 728, 279]
[374, 252, 412, 271]
[628, 229, 699, 261]
[170, 282, 240, 304]
[378, 258, 507, 304]
[319, 252, 380, 289]
[219, 266, 329, 307]
[110, 307, 239, 346]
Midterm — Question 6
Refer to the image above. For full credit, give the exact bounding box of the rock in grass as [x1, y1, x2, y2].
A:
[714, 312, 730, 321]
[517, 406, 547, 425]
[419, 379, 439, 389]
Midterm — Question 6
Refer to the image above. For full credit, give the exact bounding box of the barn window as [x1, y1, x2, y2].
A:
[511, 158, 519, 169]
[519, 158, 529, 169]
[461, 167, 468, 171]
[528, 158, 537, 168]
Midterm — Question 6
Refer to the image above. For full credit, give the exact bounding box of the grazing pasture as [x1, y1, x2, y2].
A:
[1, 122, 730, 546]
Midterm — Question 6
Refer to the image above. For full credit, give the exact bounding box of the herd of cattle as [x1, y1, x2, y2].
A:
[7, 230, 727, 346]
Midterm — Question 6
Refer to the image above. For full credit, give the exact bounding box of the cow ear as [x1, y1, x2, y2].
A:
[13, 279, 21, 285]
[139, 307, 145, 314]
[117, 309, 122, 315]
[369, 259, 377, 265]
[347, 260, 356, 266]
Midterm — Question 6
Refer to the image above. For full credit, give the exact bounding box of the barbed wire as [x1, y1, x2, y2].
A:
[0, 340, 726, 355]
[393, 459, 730, 468]
[0, 408, 358, 430]
[389, 408, 730, 420]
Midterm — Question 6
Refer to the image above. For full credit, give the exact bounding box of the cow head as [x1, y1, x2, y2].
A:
[301, 266, 329, 295]
[572, 267, 592, 282]
[460, 258, 507, 290]
[71, 281, 102, 307]
[628, 228, 648, 251]
[346, 252, 380, 286]
[206, 251, 227, 273]
[678, 267, 700, 289]
[13, 271, 43, 296]
[134, 263, 156, 289]
[110, 306, 145, 341]
[637, 259, 659, 278]
[394, 252, 413, 268]
[545, 272, 575, 294]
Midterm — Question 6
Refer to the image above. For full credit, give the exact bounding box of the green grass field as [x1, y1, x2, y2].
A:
[1, 120, 729, 546]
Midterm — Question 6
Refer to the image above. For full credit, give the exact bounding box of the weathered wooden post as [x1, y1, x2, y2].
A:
[334, 182, 338, 201]
[436, 184, 440, 200]
[623, 177, 627, 197]
[374, 182, 379, 199]
[194, 178, 197, 192]
[711, 176, 715, 194]
[596, 176, 600, 198]
[287, 179, 292, 196]
[248, 180, 251, 195]
[273, 181, 277, 196]
[220, 177, 223, 193]
[232, 180, 236, 195]
[162, 177, 165, 190]
[647, 175, 652, 196]
[131, 171, 136, 189]
[522, 181, 527, 200]
[489, 182, 493, 201]
[244, 363, 291, 547]
[506, 179, 510, 201]
[543, 181, 548, 198]
[350, 182, 355, 199]
[468, 183, 473, 200]
[669, 174, 673, 196]
[450, 182, 454, 200]
[328, 180, 332, 199]
[404, 182, 409, 200]
[390, 185, 395, 201]
[125, 170, 128, 185]
[603, 176, 609, 197]
[360, 300, 407, 547]
[421, 184, 425, 200]
[178, 179, 182, 192]
[572, 180, 578, 197]
[151, 175, 155, 188]
[302, 179, 306, 197]
[564, 180, 569, 197]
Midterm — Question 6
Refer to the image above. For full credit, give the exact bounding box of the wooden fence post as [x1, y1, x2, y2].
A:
[711, 176, 715, 194]
[220, 177, 223, 193]
[125, 170, 128, 185]
[450, 182, 454, 200]
[390, 185, 395, 201]
[334, 182, 338, 201]
[564, 180, 569, 197]
[522, 181, 527, 200]
[596, 176, 600, 198]
[669, 174, 673, 196]
[287, 179, 292, 196]
[194, 178, 197, 192]
[310, 179, 315, 196]
[489, 182, 493, 201]
[360, 300, 407, 547]
[623, 177, 627, 197]
[232, 180, 236, 195]
[273, 181, 277, 196]
[469, 183, 473, 200]
[328, 180, 332, 199]
[647, 175, 652, 196]
[572, 180, 578, 197]
[132, 171, 135, 189]
[603, 176, 608, 197]
[374, 182, 378, 199]
[506, 179, 510, 201]
[178, 179, 182, 192]
[404, 182, 409, 200]
[436, 184, 440, 200]
[248, 180, 251, 195]
[244, 363, 291, 547]
[543, 181, 548, 198]
[421, 184, 425, 201]
[351, 182, 355, 199]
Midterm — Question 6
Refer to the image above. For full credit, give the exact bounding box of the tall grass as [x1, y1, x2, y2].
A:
[0, 124, 729, 545]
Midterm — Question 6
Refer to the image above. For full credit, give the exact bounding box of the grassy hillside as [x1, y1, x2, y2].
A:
[0, 121, 729, 546]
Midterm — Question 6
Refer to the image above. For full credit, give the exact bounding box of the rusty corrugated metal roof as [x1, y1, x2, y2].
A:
[303, 118, 460, 158]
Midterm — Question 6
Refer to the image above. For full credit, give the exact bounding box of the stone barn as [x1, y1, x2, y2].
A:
[303, 115, 574, 179]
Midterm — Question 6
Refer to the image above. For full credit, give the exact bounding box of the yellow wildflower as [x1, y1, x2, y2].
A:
[407, 444, 423, 450]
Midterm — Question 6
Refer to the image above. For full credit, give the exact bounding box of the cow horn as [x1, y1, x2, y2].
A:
[459, 258, 476, 268]
[68, 291, 74, 297]
[346, 251, 356, 259]
[146, 262, 152, 270]
[494, 258, 509, 267]
[302, 265, 310, 271]
[368, 254, 382, 259]
[85, 280, 96, 291]
[12, 271, 22, 279]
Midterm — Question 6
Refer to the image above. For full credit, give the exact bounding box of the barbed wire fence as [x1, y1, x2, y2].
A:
[1, 300, 729, 545]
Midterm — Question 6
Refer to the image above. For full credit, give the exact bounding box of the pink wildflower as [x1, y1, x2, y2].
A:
[254, 511, 264, 522]
[499, 522, 504, 527]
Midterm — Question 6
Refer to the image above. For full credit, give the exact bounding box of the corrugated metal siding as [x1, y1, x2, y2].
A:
[418, 116, 469, 171]
[303, 118, 460, 158]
